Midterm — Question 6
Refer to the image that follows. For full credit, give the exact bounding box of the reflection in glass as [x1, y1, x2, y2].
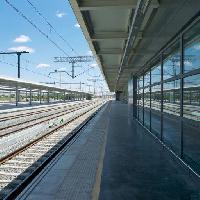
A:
[163, 80, 180, 154]
[163, 80, 180, 116]
[138, 77, 143, 123]
[144, 87, 150, 128]
[136, 19, 200, 174]
[184, 21, 200, 72]
[163, 40, 180, 80]
[183, 74, 200, 172]
[151, 84, 161, 137]
[151, 64, 161, 84]
[144, 72, 150, 87]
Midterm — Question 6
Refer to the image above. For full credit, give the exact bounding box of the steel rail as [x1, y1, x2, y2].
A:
[0, 101, 96, 138]
[0, 101, 106, 199]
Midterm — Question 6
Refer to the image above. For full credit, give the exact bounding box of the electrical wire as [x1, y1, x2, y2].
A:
[0, 59, 60, 81]
[26, 0, 79, 55]
[3, 0, 100, 80]
[4, 0, 69, 56]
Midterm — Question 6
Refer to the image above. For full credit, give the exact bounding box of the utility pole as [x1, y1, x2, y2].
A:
[79, 82, 85, 91]
[54, 56, 94, 79]
[87, 78, 101, 95]
[86, 84, 92, 93]
[48, 70, 71, 88]
[0, 51, 29, 78]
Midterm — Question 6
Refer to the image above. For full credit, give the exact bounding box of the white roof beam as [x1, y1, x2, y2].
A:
[97, 48, 123, 55]
[79, 0, 138, 11]
[91, 31, 128, 41]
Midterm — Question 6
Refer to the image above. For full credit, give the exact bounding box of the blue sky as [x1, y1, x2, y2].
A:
[0, 0, 108, 93]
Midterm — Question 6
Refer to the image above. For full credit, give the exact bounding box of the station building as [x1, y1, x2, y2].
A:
[70, 0, 200, 175]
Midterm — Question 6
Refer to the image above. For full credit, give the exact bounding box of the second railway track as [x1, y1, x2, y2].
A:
[0, 100, 106, 200]
[0, 101, 96, 138]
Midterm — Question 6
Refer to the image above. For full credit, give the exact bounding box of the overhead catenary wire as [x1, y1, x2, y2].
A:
[4, 0, 69, 56]
[26, 0, 79, 55]
[3, 0, 102, 82]
[0, 59, 60, 82]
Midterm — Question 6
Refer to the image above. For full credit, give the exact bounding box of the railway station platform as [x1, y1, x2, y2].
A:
[17, 101, 200, 200]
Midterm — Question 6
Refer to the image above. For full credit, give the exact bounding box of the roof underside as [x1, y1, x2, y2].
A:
[69, 0, 200, 92]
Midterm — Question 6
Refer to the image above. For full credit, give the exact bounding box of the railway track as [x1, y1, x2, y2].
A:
[0, 100, 106, 200]
[0, 101, 96, 138]
[0, 101, 79, 122]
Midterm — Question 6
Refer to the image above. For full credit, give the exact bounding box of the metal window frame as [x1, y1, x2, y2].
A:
[136, 12, 200, 177]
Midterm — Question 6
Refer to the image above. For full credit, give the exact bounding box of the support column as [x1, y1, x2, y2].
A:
[25, 91, 28, 102]
[16, 85, 19, 106]
[39, 89, 42, 104]
[47, 90, 50, 103]
[29, 87, 32, 105]
[18, 90, 20, 103]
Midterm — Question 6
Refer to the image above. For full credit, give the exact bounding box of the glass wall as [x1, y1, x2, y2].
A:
[143, 72, 150, 128]
[138, 77, 143, 123]
[136, 18, 200, 174]
[151, 84, 161, 137]
[182, 20, 200, 172]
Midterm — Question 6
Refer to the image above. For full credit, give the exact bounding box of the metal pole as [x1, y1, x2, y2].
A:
[29, 88, 32, 105]
[39, 89, 42, 104]
[16, 85, 18, 106]
[17, 53, 21, 79]
[47, 90, 50, 103]
[72, 62, 75, 78]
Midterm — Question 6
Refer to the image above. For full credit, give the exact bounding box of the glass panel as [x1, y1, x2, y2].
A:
[184, 21, 200, 72]
[151, 64, 161, 84]
[144, 87, 150, 128]
[151, 84, 161, 137]
[138, 77, 143, 123]
[163, 80, 181, 154]
[144, 72, 150, 87]
[183, 74, 200, 173]
[163, 40, 180, 80]
[137, 79, 140, 119]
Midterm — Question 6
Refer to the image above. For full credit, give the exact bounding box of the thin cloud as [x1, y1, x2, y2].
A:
[90, 63, 98, 68]
[74, 23, 80, 28]
[8, 46, 35, 53]
[56, 11, 66, 18]
[14, 35, 31, 43]
[36, 63, 50, 68]
[87, 50, 93, 55]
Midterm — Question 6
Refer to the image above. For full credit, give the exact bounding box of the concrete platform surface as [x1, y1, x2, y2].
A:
[17, 102, 110, 200]
[17, 101, 200, 200]
[99, 101, 200, 200]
